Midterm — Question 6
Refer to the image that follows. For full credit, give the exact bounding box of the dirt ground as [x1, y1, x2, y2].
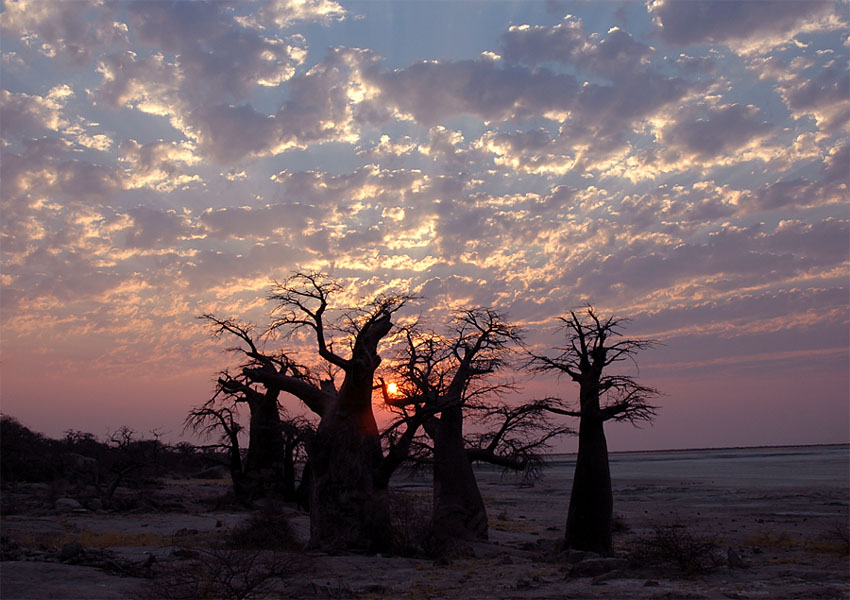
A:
[1, 450, 848, 599]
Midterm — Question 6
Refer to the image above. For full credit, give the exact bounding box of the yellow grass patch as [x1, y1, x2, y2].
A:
[13, 529, 209, 548]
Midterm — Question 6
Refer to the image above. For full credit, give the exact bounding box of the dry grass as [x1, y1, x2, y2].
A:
[745, 531, 800, 550]
[746, 528, 850, 556]
[11, 530, 177, 548]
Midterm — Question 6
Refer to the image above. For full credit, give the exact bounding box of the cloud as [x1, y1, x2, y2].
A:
[648, 0, 843, 53]
[419, 126, 492, 172]
[178, 241, 300, 290]
[821, 142, 849, 183]
[99, 46, 376, 164]
[363, 47, 689, 177]
[95, 50, 182, 113]
[364, 57, 581, 125]
[659, 103, 774, 160]
[0, 0, 125, 64]
[186, 102, 283, 163]
[0, 137, 121, 215]
[200, 202, 320, 241]
[122, 206, 195, 249]
[124, 1, 305, 100]
[241, 0, 347, 29]
[501, 16, 655, 78]
[547, 217, 848, 310]
[0, 85, 74, 136]
[119, 139, 201, 191]
[775, 57, 849, 133]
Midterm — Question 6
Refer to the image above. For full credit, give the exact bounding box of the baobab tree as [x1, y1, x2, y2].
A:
[185, 350, 314, 503]
[383, 309, 571, 545]
[532, 307, 658, 556]
[205, 272, 408, 552]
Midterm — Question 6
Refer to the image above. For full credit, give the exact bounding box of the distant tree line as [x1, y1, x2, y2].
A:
[0, 416, 221, 511]
[190, 272, 659, 557]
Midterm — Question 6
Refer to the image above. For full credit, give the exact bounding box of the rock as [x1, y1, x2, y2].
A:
[59, 541, 84, 561]
[727, 547, 750, 569]
[568, 557, 629, 578]
[54, 498, 83, 512]
[592, 569, 626, 584]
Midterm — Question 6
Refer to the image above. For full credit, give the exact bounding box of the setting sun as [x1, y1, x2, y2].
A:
[386, 382, 399, 396]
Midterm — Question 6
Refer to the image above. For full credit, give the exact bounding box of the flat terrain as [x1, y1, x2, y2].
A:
[2, 445, 848, 599]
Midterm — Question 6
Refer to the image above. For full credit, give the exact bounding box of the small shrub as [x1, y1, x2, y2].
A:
[823, 521, 850, 555]
[389, 491, 434, 557]
[227, 506, 300, 551]
[138, 542, 303, 600]
[632, 523, 724, 574]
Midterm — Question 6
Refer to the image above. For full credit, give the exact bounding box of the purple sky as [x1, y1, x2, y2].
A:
[1, 0, 848, 451]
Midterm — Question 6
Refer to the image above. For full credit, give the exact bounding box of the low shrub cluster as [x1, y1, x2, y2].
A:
[389, 491, 437, 557]
[631, 523, 724, 574]
[227, 504, 301, 551]
[139, 510, 305, 600]
[138, 543, 301, 600]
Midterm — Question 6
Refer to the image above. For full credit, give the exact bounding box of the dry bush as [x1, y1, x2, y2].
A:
[825, 521, 850, 555]
[389, 491, 436, 557]
[632, 523, 724, 574]
[227, 506, 301, 551]
[139, 542, 302, 600]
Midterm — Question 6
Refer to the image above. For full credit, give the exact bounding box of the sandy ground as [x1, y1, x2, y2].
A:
[1, 446, 848, 599]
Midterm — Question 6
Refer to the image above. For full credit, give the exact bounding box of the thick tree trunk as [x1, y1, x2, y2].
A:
[243, 396, 286, 498]
[309, 371, 391, 553]
[564, 414, 613, 555]
[431, 405, 488, 544]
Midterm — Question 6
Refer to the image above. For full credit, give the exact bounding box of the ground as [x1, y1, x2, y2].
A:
[1, 449, 848, 599]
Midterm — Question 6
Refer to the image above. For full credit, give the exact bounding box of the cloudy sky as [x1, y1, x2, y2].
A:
[1, 0, 847, 451]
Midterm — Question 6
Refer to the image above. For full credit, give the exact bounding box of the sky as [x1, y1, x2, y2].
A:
[1, 0, 848, 452]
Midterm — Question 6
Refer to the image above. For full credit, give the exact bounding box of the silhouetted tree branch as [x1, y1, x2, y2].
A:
[382, 308, 570, 543]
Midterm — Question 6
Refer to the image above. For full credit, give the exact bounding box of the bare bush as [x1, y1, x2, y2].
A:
[227, 505, 301, 551]
[389, 491, 434, 557]
[139, 542, 302, 600]
[824, 521, 850, 555]
[632, 523, 724, 574]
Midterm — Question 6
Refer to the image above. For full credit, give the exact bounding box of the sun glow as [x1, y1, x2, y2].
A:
[386, 382, 399, 395]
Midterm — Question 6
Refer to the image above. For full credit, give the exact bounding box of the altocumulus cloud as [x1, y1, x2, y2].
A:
[0, 0, 846, 449]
